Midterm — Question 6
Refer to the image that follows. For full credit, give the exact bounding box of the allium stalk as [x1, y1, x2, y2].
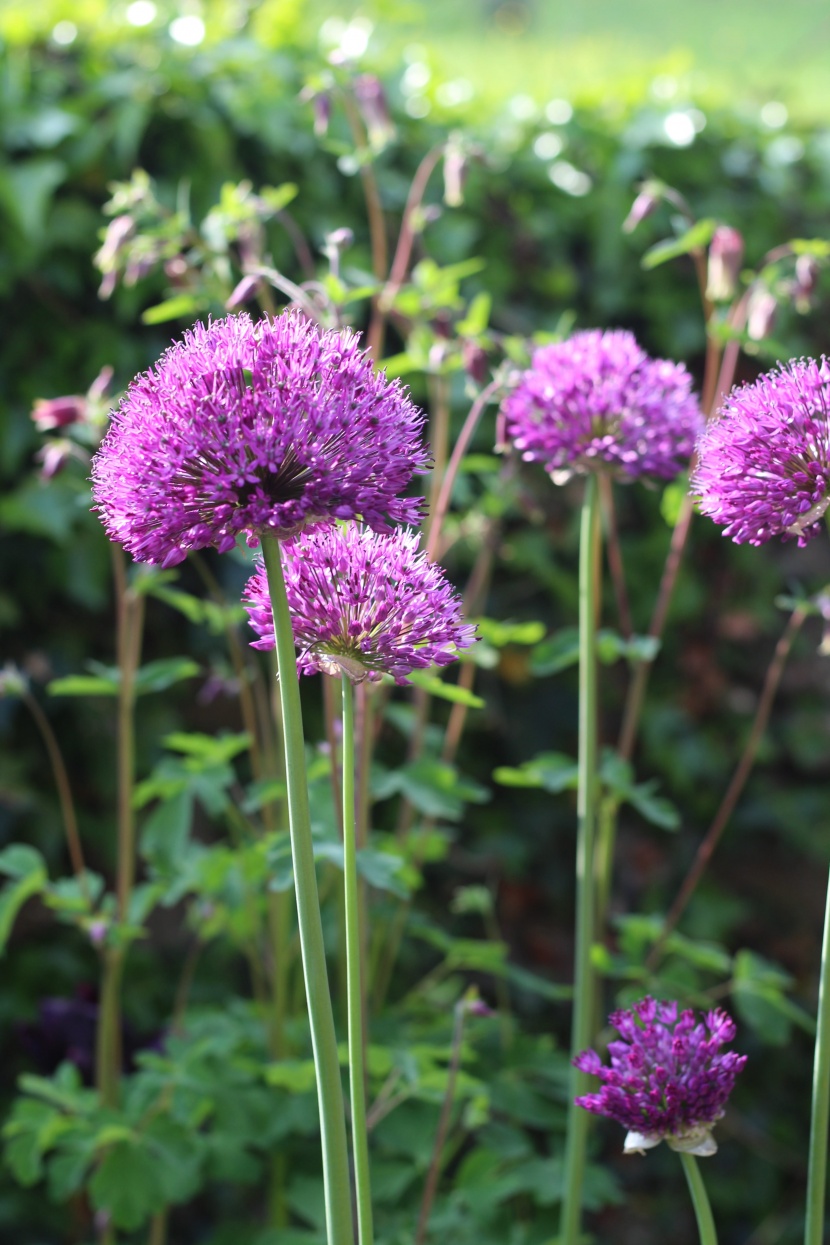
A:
[261, 535, 354, 1245]
[560, 472, 601, 1245]
[341, 674, 373, 1245]
[694, 357, 830, 546]
[805, 866, 830, 1245]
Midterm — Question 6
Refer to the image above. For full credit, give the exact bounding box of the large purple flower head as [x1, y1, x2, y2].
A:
[693, 357, 830, 546]
[574, 997, 746, 1157]
[91, 311, 429, 567]
[503, 329, 702, 482]
[243, 524, 477, 684]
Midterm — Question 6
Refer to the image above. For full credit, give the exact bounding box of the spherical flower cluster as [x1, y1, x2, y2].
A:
[503, 329, 702, 482]
[91, 311, 429, 567]
[243, 525, 477, 684]
[574, 997, 746, 1157]
[693, 357, 830, 546]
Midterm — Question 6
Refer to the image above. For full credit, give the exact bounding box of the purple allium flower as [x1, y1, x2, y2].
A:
[574, 997, 746, 1157]
[91, 311, 429, 567]
[693, 358, 830, 546]
[242, 524, 477, 684]
[503, 329, 702, 483]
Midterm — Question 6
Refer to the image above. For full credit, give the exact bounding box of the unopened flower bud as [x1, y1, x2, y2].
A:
[462, 339, 489, 386]
[354, 75, 395, 150]
[225, 274, 263, 310]
[95, 214, 135, 270]
[706, 226, 744, 302]
[0, 663, 26, 698]
[313, 91, 331, 137]
[746, 286, 778, 341]
[164, 255, 190, 286]
[622, 182, 662, 233]
[327, 227, 354, 251]
[88, 366, 114, 403]
[31, 395, 86, 431]
[444, 136, 467, 208]
[36, 439, 76, 480]
[792, 254, 821, 313]
[88, 919, 108, 949]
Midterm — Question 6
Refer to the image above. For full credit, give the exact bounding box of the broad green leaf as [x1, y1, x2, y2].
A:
[356, 848, 409, 897]
[641, 218, 718, 269]
[264, 1061, 317, 1093]
[48, 675, 119, 697]
[141, 294, 205, 325]
[473, 617, 546, 647]
[493, 752, 578, 792]
[529, 628, 579, 676]
[405, 670, 485, 708]
[140, 789, 194, 873]
[0, 845, 46, 879]
[133, 657, 200, 695]
[89, 1139, 165, 1230]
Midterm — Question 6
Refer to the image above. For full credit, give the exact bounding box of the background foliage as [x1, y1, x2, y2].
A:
[2, 3, 830, 1243]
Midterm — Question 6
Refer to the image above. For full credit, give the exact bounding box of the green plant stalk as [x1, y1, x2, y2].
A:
[680, 1153, 718, 1245]
[261, 535, 355, 1245]
[342, 675, 374, 1245]
[96, 548, 144, 1109]
[560, 473, 601, 1245]
[804, 864, 830, 1245]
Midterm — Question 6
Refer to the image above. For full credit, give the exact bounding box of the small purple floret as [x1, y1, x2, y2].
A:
[574, 996, 746, 1156]
[243, 525, 477, 684]
[91, 311, 429, 566]
[693, 357, 830, 546]
[503, 329, 702, 482]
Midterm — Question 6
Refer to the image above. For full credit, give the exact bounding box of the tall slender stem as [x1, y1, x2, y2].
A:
[647, 606, 807, 969]
[804, 864, 830, 1245]
[680, 1153, 718, 1245]
[560, 473, 602, 1245]
[20, 688, 86, 886]
[415, 999, 466, 1245]
[96, 547, 144, 1110]
[261, 536, 354, 1245]
[341, 676, 374, 1245]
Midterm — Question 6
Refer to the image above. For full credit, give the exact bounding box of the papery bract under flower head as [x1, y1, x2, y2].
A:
[243, 524, 477, 684]
[91, 311, 429, 567]
[574, 996, 746, 1157]
[693, 357, 830, 546]
[503, 328, 702, 482]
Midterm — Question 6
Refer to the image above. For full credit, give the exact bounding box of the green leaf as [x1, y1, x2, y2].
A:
[473, 617, 546, 647]
[373, 759, 489, 821]
[264, 1060, 318, 1093]
[493, 752, 578, 793]
[356, 848, 409, 898]
[141, 294, 205, 325]
[89, 1139, 165, 1230]
[405, 670, 485, 708]
[134, 657, 200, 695]
[0, 852, 48, 953]
[0, 845, 46, 880]
[48, 675, 120, 697]
[641, 218, 718, 269]
[529, 628, 579, 676]
[140, 789, 194, 873]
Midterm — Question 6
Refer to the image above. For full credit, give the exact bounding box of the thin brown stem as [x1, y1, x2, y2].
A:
[647, 607, 807, 970]
[415, 1001, 467, 1245]
[20, 689, 86, 886]
[426, 379, 502, 561]
[598, 475, 632, 640]
[339, 90, 389, 360]
[147, 1211, 167, 1245]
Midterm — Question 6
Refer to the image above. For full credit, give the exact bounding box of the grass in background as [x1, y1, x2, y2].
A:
[305, 0, 830, 117]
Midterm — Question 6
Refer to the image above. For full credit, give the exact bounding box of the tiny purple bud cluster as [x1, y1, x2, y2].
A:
[503, 329, 702, 483]
[91, 311, 429, 567]
[574, 997, 746, 1157]
[693, 357, 830, 546]
[243, 525, 477, 683]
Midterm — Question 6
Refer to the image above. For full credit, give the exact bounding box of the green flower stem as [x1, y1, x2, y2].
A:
[261, 535, 355, 1245]
[560, 473, 601, 1245]
[96, 548, 144, 1110]
[680, 1153, 718, 1245]
[804, 864, 830, 1245]
[342, 675, 374, 1245]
